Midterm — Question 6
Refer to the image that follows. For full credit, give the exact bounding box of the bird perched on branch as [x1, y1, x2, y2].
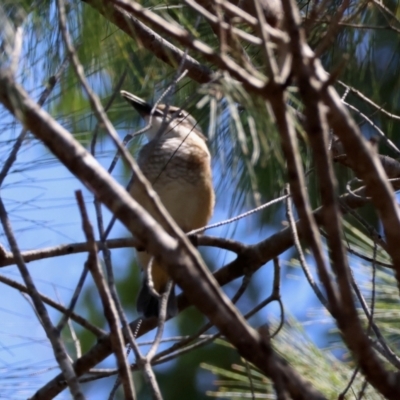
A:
[121, 90, 215, 318]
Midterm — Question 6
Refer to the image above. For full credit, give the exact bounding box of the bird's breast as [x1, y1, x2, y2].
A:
[138, 137, 211, 186]
[131, 136, 215, 231]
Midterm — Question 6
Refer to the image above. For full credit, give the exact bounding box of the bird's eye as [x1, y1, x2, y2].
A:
[178, 112, 183, 118]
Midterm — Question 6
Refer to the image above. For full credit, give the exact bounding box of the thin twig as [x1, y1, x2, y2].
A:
[338, 80, 400, 122]
[350, 272, 400, 369]
[146, 281, 172, 361]
[56, 265, 89, 333]
[285, 185, 328, 308]
[0, 273, 104, 336]
[0, 56, 70, 186]
[75, 190, 136, 400]
[188, 194, 289, 234]
[343, 100, 400, 156]
[0, 198, 85, 399]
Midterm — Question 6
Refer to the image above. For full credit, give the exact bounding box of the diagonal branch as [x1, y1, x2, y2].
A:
[0, 70, 325, 400]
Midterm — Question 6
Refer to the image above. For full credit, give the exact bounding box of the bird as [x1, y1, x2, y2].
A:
[121, 90, 215, 318]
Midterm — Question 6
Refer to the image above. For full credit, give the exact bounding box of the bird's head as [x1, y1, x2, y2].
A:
[121, 90, 206, 142]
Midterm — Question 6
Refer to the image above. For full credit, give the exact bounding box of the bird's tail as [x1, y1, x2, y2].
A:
[136, 281, 178, 318]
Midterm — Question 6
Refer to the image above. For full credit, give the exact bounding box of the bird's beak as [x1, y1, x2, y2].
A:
[120, 90, 153, 118]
